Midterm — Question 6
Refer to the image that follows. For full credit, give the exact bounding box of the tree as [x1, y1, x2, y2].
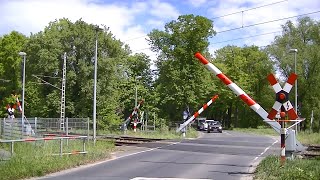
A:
[24, 18, 130, 129]
[0, 31, 27, 117]
[267, 17, 320, 131]
[148, 14, 217, 124]
[213, 45, 274, 128]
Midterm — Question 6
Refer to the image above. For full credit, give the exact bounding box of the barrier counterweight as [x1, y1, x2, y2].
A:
[194, 52, 281, 133]
[177, 95, 218, 132]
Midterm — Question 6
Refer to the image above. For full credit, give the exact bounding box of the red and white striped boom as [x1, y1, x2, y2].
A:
[177, 95, 218, 132]
[194, 52, 281, 133]
[123, 100, 144, 126]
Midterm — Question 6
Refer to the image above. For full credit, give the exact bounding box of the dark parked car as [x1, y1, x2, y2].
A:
[207, 121, 222, 133]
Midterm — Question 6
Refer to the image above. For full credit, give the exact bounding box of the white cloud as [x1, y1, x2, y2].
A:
[188, 0, 207, 7]
[1, 0, 318, 65]
[146, 19, 165, 29]
[207, 0, 320, 50]
[149, 0, 180, 20]
[0, 0, 161, 64]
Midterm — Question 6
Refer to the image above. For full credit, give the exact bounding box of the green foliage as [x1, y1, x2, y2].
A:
[255, 156, 320, 180]
[0, 140, 114, 180]
[297, 131, 320, 145]
[0, 31, 27, 117]
[213, 45, 274, 128]
[148, 14, 217, 123]
[1, 15, 320, 131]
[267, 17, 320, 132]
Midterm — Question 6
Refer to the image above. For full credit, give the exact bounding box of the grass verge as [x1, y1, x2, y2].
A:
[254, 155, 320, 180]
[0, 128, 197, 180]
[0, 139, 114, 180]
[232, 126, 278, 136]
[233, 128, 320, 180]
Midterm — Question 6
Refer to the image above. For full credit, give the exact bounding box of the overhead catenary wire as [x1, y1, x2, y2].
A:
[123, 0, 289, 42]
[216, 10, 320, 34]
[211, 0, 288, 20]
[131, 30, 282, 53]
[130, 10, 320, 53]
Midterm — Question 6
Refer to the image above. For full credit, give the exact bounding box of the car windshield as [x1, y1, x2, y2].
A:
[199, 120, 205, 123]
[214, 122, 221, 125]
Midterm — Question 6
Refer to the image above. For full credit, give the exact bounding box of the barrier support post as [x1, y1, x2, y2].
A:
[280, 112, 286, 166]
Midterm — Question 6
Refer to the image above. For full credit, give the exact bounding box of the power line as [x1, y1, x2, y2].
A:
[211, 0, 288, 20]
[123, 0, 288, 42]
[32, 74, 60, 79]
[216, 10, 320, 34]
[131, 30, 282, 53]
[212, 30, 282, 45]
[130, 10, 320, 53]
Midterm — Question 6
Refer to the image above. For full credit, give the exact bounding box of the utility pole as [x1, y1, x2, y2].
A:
[18, 52, 26, 135]
[289, 49, 298, 133]
[60, 52, 67, 132]
[93, 26, 101, 144]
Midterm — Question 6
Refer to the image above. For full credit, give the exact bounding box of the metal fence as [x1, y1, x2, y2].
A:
[0, 136, 88, 157]
[0, 117, 89, 140]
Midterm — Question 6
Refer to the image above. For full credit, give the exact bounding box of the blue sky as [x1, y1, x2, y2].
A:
[0, 0, 320, 63]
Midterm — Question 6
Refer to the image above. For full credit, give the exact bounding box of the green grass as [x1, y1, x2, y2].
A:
[233, 126, 278, 136]
[254, 156, 320, 180]
[0, 127, 198, 180]
[0, 139, 115, 180]
[232, 128, 320, 180]
[297, 131, 320, 145]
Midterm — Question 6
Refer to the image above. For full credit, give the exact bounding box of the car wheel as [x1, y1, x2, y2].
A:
[207, 130, 210, 133]
[219, 130, 222, 133]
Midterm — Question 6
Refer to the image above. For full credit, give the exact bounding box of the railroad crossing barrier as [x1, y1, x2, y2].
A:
[0, 136, 87, 157]
[177, 95, 219, 133]
[194, 52, 304, 152]
[122, 100, 144, 131]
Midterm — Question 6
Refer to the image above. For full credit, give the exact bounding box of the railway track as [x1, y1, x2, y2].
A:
[98, 135, 165, 146]
[301, 145, 320, 158]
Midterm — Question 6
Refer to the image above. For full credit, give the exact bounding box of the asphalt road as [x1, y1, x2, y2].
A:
[35, 131, 280, 180]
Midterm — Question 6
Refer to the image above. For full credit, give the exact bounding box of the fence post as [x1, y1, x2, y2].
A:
[34, 117, 37, 135]
[66, 117, 69, 136]
[66, 117, 69, 146]
[0, 118, 2, 138]
[10, 141, 14, 155]
[87, 117, 90, 142]
[154, 115, 156, 131]
[60, 138, 63, 157]
[83, 138, 86, 155]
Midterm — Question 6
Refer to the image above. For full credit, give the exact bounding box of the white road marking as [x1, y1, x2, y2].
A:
[31, 141, 181, 179]
[131, 178, 212, 180]
[253, 139, 278, 161]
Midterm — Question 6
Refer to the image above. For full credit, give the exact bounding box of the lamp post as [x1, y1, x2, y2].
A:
[93, 26, 102, 144]
[134, 76, 142, 132]
[135, 76, 142, 108]
[18, 52, 26, 134]
[289, 48, 298, 132]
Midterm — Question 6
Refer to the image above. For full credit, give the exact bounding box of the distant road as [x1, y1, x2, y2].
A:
[36, 131, 280, 180]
